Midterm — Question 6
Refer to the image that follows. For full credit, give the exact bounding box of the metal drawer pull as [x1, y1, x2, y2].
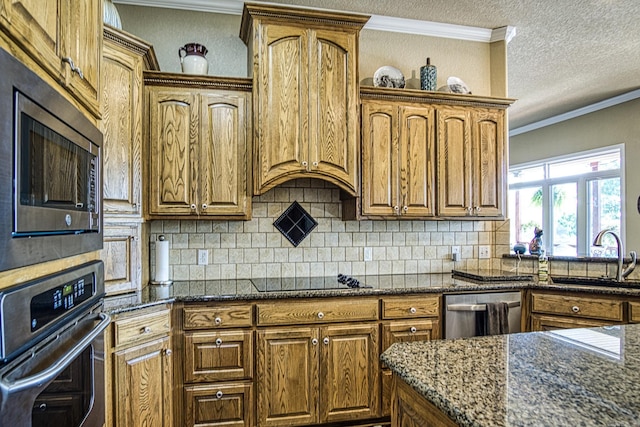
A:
[323, 337, 329, 345]
[447, 301, 520, 312]
[410, 327, 417, 333]
[317, 312, 324, 319]
[214, 317, 222, 325]
[142, 326, 152, 334]
[409, 307, 417, 314]
[572, 306, 580, 313]
[216, 391, 223, 399]
[215, 338, 223, 346]
[165, 349, 172, 356]
[190, 204, 196, 210]
[202, 203, 208, 210]
[311, 338, 318, 345]
[302, 161, 308, 167]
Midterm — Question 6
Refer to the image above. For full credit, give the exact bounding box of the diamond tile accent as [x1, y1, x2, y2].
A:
[274, 201, 318, 247]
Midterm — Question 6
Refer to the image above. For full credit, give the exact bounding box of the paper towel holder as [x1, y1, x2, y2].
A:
[150, 234, 173, 286]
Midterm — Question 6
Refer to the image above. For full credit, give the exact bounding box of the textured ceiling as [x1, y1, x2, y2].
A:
[123, 0, 640, 130]
[261, 0, 640, 130]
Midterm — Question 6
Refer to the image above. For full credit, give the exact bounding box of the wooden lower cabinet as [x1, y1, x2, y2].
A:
[530, 314, 617, 331]
[113, 336, 173, 427]
[391, 375, 457, 427]
[184, 382, 253, 427]
[257, 324, 380, 426]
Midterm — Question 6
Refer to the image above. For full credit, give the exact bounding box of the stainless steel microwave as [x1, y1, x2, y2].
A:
[0, 48, 103, 272]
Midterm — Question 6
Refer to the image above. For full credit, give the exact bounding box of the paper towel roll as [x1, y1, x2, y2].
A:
[155, 237, 170, 283]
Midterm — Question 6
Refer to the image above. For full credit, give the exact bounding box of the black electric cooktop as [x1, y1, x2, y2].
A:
[251, 274, 371, 292]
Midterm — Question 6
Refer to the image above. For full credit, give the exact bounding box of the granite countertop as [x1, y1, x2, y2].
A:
[381, 324, 640, 426]
[103, 269, 640, 315]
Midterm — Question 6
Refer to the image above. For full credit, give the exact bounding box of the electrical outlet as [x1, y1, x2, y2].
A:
[363, 247, 373, 262]
[197, 249, 208, 265]
[451, 246, 461, 262]
[479, 245, 491, 259]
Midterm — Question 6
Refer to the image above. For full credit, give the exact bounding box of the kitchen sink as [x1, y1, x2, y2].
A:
[550, 276, 640, 288]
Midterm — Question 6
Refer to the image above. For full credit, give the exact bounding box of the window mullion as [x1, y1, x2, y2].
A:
[576, 177, 588, 256]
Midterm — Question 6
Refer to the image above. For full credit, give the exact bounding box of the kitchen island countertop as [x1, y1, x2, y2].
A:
[381, 324, 640, 426]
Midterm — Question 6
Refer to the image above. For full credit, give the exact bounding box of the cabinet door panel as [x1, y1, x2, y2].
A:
[399, 105, 435, 217]
[531, 314, 617, 331]
[184, 330, 253, 383]
[382, 320, 440, 352]
[320, 323, 380, 423]
[62, 0, 101, 114]
[256, 25, 308, 189]
[148, 90, 198, 215]
[100, 224, 141, 296]
[361, 102, 397, 216]
[200, 92, 250, 217]
[472, 109, 504, 216]
[184, 382, 253, 427]
[257, 327, 319, 426]
[311, 29, 358, 192]
[437, 107, 472, 216]
[102, 44, 142, 215]
[114, 337, 172, 427]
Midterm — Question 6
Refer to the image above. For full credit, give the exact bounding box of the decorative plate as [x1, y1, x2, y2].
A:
[438, 76, 472, 94]
[373, 65, 405, 88]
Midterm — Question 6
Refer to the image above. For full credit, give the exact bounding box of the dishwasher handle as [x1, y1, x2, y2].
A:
[447, 301, 520, 312]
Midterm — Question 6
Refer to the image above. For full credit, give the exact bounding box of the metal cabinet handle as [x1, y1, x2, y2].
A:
[142, 326, 152, 334]
[214, 317, 222, 325]
[312, 161, 318, 167]
[216, 391, 223, 399]
[323, 337, 329, 345]
[215, 338, 223, 346]
[410, 327, 417, 333]
[302, 161, 308, 167]
[394, 206, 399, 211]
[317, 312, 324, 319]
[311, 338, 318, 346]
[466, 206, 473, 214]
[403, 206, 408, 212]
[62, 57, 84, 79]
[475, 206, 482, 212]
[202, 203, 208, 210]
[409, 307, 417, 314]
[572, 306, 580, 313]
[190, 204, 196, 210]
[165, 349, 172, 356]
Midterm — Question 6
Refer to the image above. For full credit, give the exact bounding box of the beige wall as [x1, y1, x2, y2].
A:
[509, 98, 640, 252]
[117, 5, 492, 95]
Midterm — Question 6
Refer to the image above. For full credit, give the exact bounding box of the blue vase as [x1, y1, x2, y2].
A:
[420, 57, 437, 91]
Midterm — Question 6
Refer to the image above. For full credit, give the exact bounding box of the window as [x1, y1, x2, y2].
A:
[509, 147, 622, 257]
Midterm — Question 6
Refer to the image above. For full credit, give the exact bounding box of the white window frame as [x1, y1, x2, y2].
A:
[509, 144, 625, 257]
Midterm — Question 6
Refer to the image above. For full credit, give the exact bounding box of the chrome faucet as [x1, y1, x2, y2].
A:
[593, 230, 637, 281]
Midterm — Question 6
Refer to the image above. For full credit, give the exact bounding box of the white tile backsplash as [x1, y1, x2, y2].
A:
[150, 180, 501, 280]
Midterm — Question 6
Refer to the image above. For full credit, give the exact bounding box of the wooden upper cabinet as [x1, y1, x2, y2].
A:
[0, 0, 102, 117]
[437, 105, 506, 218]
[361, 99, 435, 218]
[241, 3, 368, 196]
[102, 27, 158, 216]
[145, 74, 252, 219]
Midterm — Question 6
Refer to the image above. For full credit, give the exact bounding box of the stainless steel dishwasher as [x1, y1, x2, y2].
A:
[444, 292, 521, 339]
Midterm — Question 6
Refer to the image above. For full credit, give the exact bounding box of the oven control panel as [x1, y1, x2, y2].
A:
[30, 272, 95, 332]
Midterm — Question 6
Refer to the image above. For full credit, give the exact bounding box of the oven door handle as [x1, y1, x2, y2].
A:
[0, 312, 111, 394]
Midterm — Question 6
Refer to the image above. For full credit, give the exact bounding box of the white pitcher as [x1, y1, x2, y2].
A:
[179, 43, 208, 75]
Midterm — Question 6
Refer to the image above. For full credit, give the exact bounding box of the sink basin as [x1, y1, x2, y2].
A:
[550, 276, 640, 288]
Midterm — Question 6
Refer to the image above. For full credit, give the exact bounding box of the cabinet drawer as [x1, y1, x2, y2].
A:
[114, 309, 171, 347]
[382, 296, 440, 319]
[256, 299, 378, 326]
[183, 305, 253, 329]
[382, 319, 440, 351]
[184, 382, 253, 427]
[184, 330, 253, 383]
[531, 293, 624, 321]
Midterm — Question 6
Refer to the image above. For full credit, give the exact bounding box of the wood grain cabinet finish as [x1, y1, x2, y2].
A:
[184, 382, 253, 427]
[184, 330, 253, 383]
[361, 100, 436, 218]
[630, 301, 640, 323]
[531, 292, 624, 321]
[0, 0, 102, 117]
[145, 76, 252, 219]
[391, 375, 457, 427]
[437, 106, 506, 217]
[240, 4, 368, 196]
[530, 313, 617, 331]
[256, 324, 379, 426]
[100, 223, 142, 296]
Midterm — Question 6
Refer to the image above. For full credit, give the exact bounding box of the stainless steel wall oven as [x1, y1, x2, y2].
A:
[0, 261, 109, 427]
[0, 47, 103, 272]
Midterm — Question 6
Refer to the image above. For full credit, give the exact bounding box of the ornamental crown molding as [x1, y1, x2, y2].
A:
[113, 0, 515, 43]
